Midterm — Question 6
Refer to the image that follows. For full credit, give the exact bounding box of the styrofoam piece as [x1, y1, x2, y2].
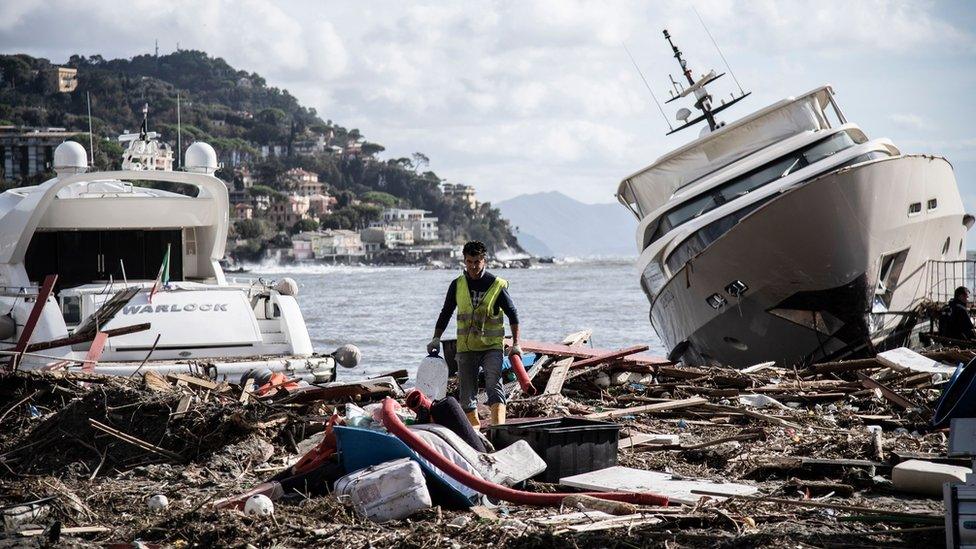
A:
[415, 354, 449, 400]
[147, 494, 169, 511]
[410, 424, 545, 486]
[619, 433, 680, 449]
[741, 361, 777, 374]
[737, 394, 788, 409]
[559, 466, 758, 505]
[335, 457, 432, 523]
[876, 347, 956, 376]
[892, 459, 970, 496]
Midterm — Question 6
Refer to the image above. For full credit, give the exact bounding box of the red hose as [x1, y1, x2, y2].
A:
[381, 398, 668, 507]
[510, 354, 537, 395]
[405, 389, 432, 414]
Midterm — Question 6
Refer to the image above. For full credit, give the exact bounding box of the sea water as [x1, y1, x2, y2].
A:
[248, 259, 666, 380]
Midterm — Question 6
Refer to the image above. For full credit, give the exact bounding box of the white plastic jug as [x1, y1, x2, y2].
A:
[415, 352, 449, 400]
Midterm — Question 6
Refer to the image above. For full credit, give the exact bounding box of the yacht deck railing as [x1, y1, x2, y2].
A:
[925, 259, 976, 303]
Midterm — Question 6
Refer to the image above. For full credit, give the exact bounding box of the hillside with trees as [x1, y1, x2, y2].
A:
[0, 50, 521, 256]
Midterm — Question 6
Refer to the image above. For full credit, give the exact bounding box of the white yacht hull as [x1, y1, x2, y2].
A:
[649, 155, 966, 367]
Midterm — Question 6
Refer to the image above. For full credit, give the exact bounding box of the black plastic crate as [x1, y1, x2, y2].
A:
[488, 417, 620, 483]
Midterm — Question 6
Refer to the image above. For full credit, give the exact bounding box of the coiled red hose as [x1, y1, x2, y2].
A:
[381, 398, 668, 507]
[510, 354, 537, 395]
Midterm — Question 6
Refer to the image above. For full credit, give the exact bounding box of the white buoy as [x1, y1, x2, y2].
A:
[147, 494, 169, 511]
[244, 494, 274, 516]
[333, 344, 362, 369]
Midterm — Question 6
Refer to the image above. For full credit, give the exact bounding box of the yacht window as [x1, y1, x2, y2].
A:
[658, 131, 858, 238]
[61, 295, 81, 325]
[943, 237, 951, 255]
[908, 202, 922, 216]
[928, 198, 938, 211]
[875, 249, 908, 309]
[640, 260, 669, 302]
[185, 228, 197, 256]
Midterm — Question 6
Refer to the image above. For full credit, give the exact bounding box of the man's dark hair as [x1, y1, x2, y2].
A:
[956, 286, 970, 299]
[462, 241, 487, 258]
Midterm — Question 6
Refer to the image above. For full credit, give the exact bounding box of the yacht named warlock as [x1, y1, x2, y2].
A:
[617, 31, 971, 368]
[0, 113, 344, 380]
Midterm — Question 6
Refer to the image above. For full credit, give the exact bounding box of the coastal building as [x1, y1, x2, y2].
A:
[360, 226, 414, 251]
[313, 229, 364, 259]
[0, 127, 81, 182]
[381, 208, 439, 242]
[260, 144, 287, 158]
[442, 183, 477, 209]
[233, 203, 253, 220]
[268, 195, 310, 227]
[307, 193, 336, 216]
[285, 168, 326, 196]
[291, 232, 315, 261]
[49, 66, 78, 93]
[252, 194, 271, 211]
[293, 133, 332, 156]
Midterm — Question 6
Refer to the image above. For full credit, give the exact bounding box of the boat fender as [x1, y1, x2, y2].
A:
[274, 277, 299, 297]
[0, 315, 14, 341]
[333, 344, 362, 369]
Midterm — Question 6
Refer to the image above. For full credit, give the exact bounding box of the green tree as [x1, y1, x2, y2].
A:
[291, 218, 319, 234]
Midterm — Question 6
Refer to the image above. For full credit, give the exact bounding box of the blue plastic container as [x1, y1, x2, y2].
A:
[932, 359, 976, 427]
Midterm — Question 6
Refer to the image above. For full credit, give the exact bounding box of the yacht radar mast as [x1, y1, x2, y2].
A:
[662, 29, 750, 136]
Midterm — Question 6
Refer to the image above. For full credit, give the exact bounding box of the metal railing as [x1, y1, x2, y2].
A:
[925, 259, 976, 302]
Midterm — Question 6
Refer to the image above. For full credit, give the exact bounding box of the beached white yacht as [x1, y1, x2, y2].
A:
[617, 31, 971, 368]
[0, 115, 340, 380]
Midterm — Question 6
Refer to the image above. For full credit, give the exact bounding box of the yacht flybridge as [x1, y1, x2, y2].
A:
[617, 31, 971, 368]
[0, 114, 341, 380]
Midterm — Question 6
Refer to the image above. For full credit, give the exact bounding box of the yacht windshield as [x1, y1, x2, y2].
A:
[662, 149, 890, 276]
[652, 131, 860, 243]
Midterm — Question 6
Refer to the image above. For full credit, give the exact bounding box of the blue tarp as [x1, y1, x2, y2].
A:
[333, 425, 477, 509]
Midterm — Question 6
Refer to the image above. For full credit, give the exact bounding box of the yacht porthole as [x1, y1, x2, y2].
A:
[960, 240, 964, 254]
[943, 237, 951, 255]
[723, 336, 748, 351]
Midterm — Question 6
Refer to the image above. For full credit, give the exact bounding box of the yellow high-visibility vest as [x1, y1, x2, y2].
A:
[455, 274, 508, 352]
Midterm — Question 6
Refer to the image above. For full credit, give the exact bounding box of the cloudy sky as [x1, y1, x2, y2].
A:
[2, 0, 975, 208]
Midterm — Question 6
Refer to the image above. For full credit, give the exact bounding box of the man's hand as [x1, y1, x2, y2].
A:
[508, 342, 522, 357]
[426, 337, 441, 355]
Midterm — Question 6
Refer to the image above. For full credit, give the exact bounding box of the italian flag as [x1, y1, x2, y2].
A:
[149, 244, 170, 303]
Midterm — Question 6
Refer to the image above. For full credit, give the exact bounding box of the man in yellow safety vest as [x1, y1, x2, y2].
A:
[428, 241, 520, 428]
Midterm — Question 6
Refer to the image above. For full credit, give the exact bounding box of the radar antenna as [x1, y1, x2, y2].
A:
[661, 29, 750, 136]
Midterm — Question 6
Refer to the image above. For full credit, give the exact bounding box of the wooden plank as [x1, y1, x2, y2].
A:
[858, 373, 916, 410]
[560, 466, 757, 505]
[469, 505, 499, 521]
[167, 373, 218, 391]
[619, 433, 680, 449]
[568, 346, 649, 369]
[540, 331, 592, 397]
[81, 332, 109, 373]
[89, 418, 183, 462]
[585, 397, 707, 420]
[8, 274, 57, 370]
[523, 339, 667, 366]
[18, 526, 110, 537]
[25, 322, 151, 353]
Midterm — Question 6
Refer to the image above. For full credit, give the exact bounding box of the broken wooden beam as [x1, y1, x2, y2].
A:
[24, 323, 151, 353]
[584, 397, 708, 420]
[568, 346, 649, 370]
[541, 331, 592, 397]
[89, 418, 184, 462]
[858, 373, 917, 410]
[8, 274, 57, 370]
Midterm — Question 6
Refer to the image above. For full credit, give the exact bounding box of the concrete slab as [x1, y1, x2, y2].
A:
[877, 348, 956, 376]
[559, 466, 758, 505]
[892, 459, 970, 496]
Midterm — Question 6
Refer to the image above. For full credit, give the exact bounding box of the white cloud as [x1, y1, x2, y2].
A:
[888, 113, 933, 132]
[1, 0, 974, 205]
